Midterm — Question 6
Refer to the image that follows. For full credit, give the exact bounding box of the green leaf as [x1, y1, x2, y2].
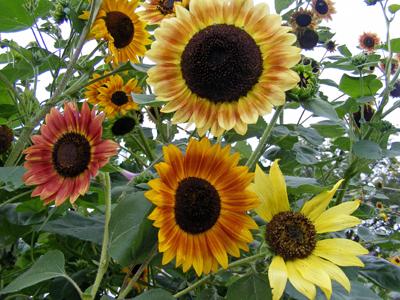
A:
[296, 126, 324, 146]
[352, 140, 382, 160]
[132, 288, 174, 300]
[109, 191, 156, 266]
[37, 212, 104, 244]
[311, 120, 346, 138]
[333, 137, 351, 151]
[389, 4, 400, 13]
[132, 93, 163, 107]
[0, 166, 25, 191]
[294, 143, 319, 165]
[226, 273, 272, 300]
[233, 141, 252, 159]
[286, 176, 323, 194]
[0, 104, 18, 119]
[339, 74, 383, 98]
[302, 98, 339, 120]
[337, 45, 352, 57]
[0, 250, 66, 294]
[360, 256, 400, 292]
[0, 0, 52, 32]
[275, 0, 295, 13]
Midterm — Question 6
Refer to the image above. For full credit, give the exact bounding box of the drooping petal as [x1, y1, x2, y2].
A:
[268, 256, 288, 300]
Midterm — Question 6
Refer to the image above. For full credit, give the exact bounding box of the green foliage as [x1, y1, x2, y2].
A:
[226, 274, 272, 300]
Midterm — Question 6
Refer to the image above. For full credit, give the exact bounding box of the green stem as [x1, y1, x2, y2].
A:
[245, 106, 284, 170]
[335, 158, 358, 205]
[4, 0, 102, 167]
[63, 275, 84, 299]
[117, 244, 158, 299]
[90, 172, 112, 299]
[0, 190, 32, 209]
[173, 251, 268, 298]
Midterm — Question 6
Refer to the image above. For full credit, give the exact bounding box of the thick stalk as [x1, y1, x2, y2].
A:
[245, 106, 284, 170]
[173, 251, 269, 298]
[90, 172, 112, 299]
[5, 0, 102, 166]
[117, 244, 158, 299]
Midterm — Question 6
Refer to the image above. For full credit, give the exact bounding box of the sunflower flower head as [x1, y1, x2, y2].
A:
[84, 72, 110, 105]
[389, 255, 400, 266]
[80, 0, 151, 64]
[145, 138, 259, 276]
[147, 0, 300, 137]
[390, 80, 400, 98]
[353, 103, 375, 128]
[0, 125, 14, 154]
[297, 28, 319, 50]
[253, 160, 368, 300]
[288, 63, 319, 101]
[325, 40, 336, 52]
[359, 32, 380, 53]
[97, 74, 142, 118]
[138, 0, 190, 24]
[23, 102, 119, 206]
[290, 8, 317, 31]
[312, 0, 336, 20]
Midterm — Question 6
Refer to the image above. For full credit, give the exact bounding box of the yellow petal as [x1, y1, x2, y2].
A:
[314, 239, 368, 267]
[294, 256, 332, 300]
[253, 165, 274, 222]
[286, 260, 316, 300]
[268, 256, 288, 300]
[314, 201, 362, 233]
[269, 160, 290, 213]
[316, 257, 351, 292]
[300, 180, 343, 222]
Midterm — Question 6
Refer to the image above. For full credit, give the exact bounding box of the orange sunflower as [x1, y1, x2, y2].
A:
[23, 102, 118, 206]
[312, 0, 336, 20]
[97, 74, 142, 118]
[253, 160, 368, 300]
[145, 138, 259, 276]
[359, 32, 380, 53]
[80, 0, 151, 64]
[146, 0, 300, 137]
[84, 72, 110, 105]
[138, 0, 190, 24]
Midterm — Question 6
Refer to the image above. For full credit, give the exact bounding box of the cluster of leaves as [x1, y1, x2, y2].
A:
[0, 0, 399, 299]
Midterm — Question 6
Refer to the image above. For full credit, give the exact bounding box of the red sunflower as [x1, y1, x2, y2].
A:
[23, 102, 119, 206]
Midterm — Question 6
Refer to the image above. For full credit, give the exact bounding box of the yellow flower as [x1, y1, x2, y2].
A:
[253, 160, 368, 300]
[80, 0, 151, 64]
[97, 74, 141, 118]
[147, 0, 300, 137]
[389, 255, 400, 266]
[145, 138, 259, 276]
[138, 0, 190, 24]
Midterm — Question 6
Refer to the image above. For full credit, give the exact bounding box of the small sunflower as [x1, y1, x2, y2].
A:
[147, 0, 300, 137]
[288, 63, 319, 101]
[23, 102, 119, 206]
[390, 80, 400, 98]
[353, 103, 375, 128]
[145, 138, 259, 276]
[0, 125, 13, 154]
[325, 40, 336, 52]
[253, 160, 368, 300]
[359, 32, 380, 53]
[97, 74, 142, 118]
[84, 72, 110, 105]
[81, 0, 151, 64]
[389, 255, 400, 266]
[111, 111, 143, 136]
[138, 0, 190, 24]
[312, 0, 336, 20]
[290, 8, 317, 31]
[297, 28, 319, 50]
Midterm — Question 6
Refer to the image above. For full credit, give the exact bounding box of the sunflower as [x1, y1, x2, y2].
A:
[146, 0, 300, 137]
[389, 255, 400, 266]
[290, 8, 317, 31]
[23, 102, 119, 206]
[297, 28, 319, 50]
[353, 103, 375, 128]
[145, 138, 259, 276]
[97, 74, 142, 118]
[253, 160, 368, 300]
[0, 125, 13, 154]
[84, 72, 110, 105]
[359, 32, 380, 53]
[312, 0, 336, 20]
[138, 0, 190, 24]
[80, 0, 151, 64]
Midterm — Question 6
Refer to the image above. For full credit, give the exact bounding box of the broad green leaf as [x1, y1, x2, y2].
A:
[333, 137, 351, 151]
[319, 79, 338, 88]
[339, 74, 383, 98]
[302, 98, 339, 120]
[226, 273, 272, 300]
[389, 4, 400, 13]
[132, 93, 163, 107]
[130, 63, 155, 73]
[294, 143, 319, 165]
[275, 0, 295, 13]
[0, 166, 26, 191]
[0, 250, 66, 294]
[233, 141, 253, 159]
[109, 191, 156, 266]
[311, 120, 346, 138]
[0, 0, 52, 32]
[353, 140, 382, 160]
[331, 281, 380, 300]
[296, 126, 324, 146]
[388, 38, 400, 52]
[197, 288, 223, 300]
[37, 211, 105, 244]
[338, 45, 352, 57]
[286, 176, 323, 194]
[0, 104, 18, 119]
[360, 256, 400, 292]
[132, 288, 174, 300]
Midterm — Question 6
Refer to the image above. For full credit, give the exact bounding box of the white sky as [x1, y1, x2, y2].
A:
[1, 0, 400, 128]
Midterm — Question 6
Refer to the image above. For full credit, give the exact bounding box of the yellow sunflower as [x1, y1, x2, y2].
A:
[138, 0, 190, 24]
[146, 0, 300, 137]
[81, 0, 151, 64]
[84, 72, 110, 105]
[389, 255, 400, 266]
[253, 160, 368, 300]
[145, 138, 259, 276]
[97, 74, 141, 118]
